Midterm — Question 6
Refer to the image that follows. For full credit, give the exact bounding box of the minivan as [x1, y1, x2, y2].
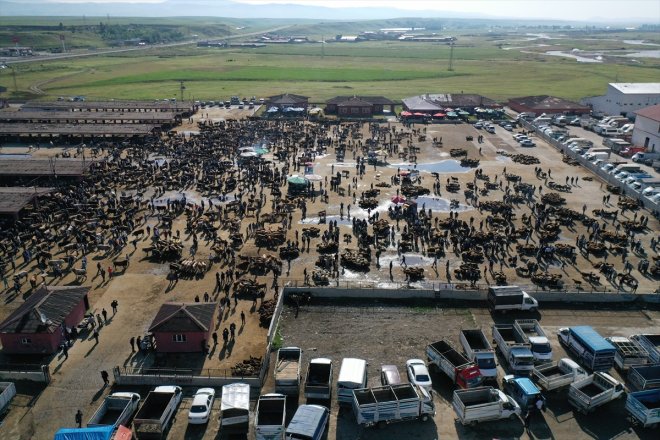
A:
[337, 358, 367, 404]
[601, 127, 622, 137]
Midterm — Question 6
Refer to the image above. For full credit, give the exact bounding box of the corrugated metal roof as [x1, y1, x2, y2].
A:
[513, 377, 540, 396]
[571, 326, 615, 352]
[610, 83, 660, 95]
[148, 302, 216, 333]
[285, 405, 328, 437]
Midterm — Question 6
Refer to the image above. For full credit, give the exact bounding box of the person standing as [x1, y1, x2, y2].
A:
[111, 300, 118, 314]
[101, 370, 109, 386]
[130, 337, 135, 352]
[102, 308, 108, 323]
[93, 329, 99, 344]
[240, 311, 245, 325]
[75, 409, 83, 428]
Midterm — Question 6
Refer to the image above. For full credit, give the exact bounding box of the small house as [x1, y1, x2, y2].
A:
[266, 94, 309, 111]
[0, 286, 89, 354]
[148, 303, 216, 353]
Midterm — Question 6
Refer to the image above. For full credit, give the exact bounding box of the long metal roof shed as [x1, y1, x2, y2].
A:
[0, 110, 177, 124]
[0, 187, 54, 217]
[0, 158, 98, 177]
[0, 123, 158, 137]
[22, 100, 194, 114]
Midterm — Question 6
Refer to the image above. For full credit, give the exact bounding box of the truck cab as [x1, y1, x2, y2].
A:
[503, 376, 544, 412]
[285, 404, 329, 440]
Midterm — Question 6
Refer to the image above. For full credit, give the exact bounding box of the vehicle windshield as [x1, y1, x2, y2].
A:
[190, 405, 208, 413]
[416, 374, 430, 382]
[532, 343, 552, 354]
[477, 358, 497, 369]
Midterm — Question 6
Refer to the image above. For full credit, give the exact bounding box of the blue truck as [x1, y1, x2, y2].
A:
[558, 326, 616, 372]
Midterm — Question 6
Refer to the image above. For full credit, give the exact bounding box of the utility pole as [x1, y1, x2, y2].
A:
[179, 81, 186, 102]
[321, 36, 325, 58]
[60, 34, 67, 53]
[448, 43, 455, 71]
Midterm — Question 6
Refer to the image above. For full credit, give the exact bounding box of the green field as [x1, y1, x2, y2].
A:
[1, 18, 659, 103]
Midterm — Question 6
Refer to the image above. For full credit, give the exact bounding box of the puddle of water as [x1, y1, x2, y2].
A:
[299, 215, 353, 226]
[389, 160, 470, 174]
[380, 253, 434, 267]
[414, 196, 473, 213]
[544, 51, 602, 63]
[621, 50, 660, 58]
[0, 154, 32, 159]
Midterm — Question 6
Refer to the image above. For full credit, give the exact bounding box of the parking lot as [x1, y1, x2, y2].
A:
[256, 302, 660, 440]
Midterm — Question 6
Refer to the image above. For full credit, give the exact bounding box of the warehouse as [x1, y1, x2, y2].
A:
[325, 96, 395, 116]
[631, 104, 660, 152]
[581, 83, 660, 118]
[402, 93, 498, 114]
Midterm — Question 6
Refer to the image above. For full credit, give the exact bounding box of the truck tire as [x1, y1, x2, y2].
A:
[470, 420, 478, 427]
[378, 421, 386, 429]
[509, 414, 517, 421]
[421, 414, 429, 422]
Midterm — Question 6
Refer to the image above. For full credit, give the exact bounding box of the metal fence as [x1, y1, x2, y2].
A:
[116, 366, 258, 379]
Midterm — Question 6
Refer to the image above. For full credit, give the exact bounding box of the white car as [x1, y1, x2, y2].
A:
[513, 134, 527, 141]
[520, 139, 536, 147]
[503, 124, 513, 131]
[516, 136, 531, 143]
[188, 388, 215, 424]
[601, 163, 615, 172]
[406, 359, 432, 392]
[649, 193, 660, 204]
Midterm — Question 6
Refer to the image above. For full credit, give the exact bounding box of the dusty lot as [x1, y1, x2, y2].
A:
[266, 302, 660, 440]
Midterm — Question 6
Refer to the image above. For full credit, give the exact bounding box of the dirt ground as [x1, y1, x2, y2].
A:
[264, 302, 660, 440]
[0, 111, 658, 439]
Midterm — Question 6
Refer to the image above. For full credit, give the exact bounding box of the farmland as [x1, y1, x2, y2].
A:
[1, 18, 660, 102]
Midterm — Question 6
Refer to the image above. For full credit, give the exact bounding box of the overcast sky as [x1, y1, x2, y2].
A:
[38, 0, 660, 22]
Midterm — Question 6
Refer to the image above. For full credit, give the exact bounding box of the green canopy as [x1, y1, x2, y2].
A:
[287, 175, 308, 185]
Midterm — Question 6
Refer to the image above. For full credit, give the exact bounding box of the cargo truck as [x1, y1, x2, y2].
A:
[459, 329, 498, 381]
[255, 393, 286, 440]
[452, 386, 521, 426]
[0, 382, 16, 415]
[567, 372, 624, 414]
[88, 392, 141, 429]
[630, 334, 660, 364]
[627, 364, 660, 392]
[487, 286, 538, 313]
[352, 384, 435, 428]
[274, 347, 302, 396]
[625, 389, 660, 429]
[426, 340, 482, 389]
[133, 386, 182, 440]
[558, 326, 616, 371]
[513, 320, 553, 363]
[532, 358, 588, 392]
[304, 358, 333, 400]
[492, 324, 535, 375]
[220, 383, 250, 430]
[606, 336, 649, 371]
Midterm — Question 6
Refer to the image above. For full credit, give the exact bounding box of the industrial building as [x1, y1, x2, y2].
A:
[325, 96, 395, 117]
[632, 104, 660, 152]
[581, 83, 660, 118]
[507, 95, 590, 116]
[402, 93, 499, 114]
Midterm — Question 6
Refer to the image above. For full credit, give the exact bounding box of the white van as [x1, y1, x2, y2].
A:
[600, 127, 622, 137]
[336, 358, 367, 405]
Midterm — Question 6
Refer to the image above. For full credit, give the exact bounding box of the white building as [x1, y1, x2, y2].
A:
[582, 83, 660, 118]
[632, 104, 660, 152]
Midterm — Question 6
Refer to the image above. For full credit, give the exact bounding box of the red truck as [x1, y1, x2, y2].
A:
[426, 340, 482, 389]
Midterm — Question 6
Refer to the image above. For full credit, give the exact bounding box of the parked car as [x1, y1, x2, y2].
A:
[406, 359, 432, 392]
[503, 124, 513, 131]
[380, 365, 403, 386]
[520, 140, 536, 147]
[188, 388, 215, 424]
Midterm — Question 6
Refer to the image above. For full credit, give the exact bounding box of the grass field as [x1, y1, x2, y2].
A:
[1, 20, 659, 103]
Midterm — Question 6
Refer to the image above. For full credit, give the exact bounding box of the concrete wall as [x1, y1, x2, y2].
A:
[0, 365, 50, 383]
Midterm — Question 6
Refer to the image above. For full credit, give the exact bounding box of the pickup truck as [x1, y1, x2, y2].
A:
[627, 364, 660, 392]
[304, 358, 333, 400]
[133, 386, 182, 439]
[459, 329, 498, 381]
[532, 358, 588, 392]
[88, 392, 141, 429]
[275, 347, 302, 396]
[625, 389, 660, 429]
[606, 336, 649, 371]
[353, 384, 435, 427]
[567, 372, 624, 414]
[426, 340, 482, 389]
[0, 382, 16, 415]
[630, 334, 660, 364]
[514, 319, 553, 363]
[492, 324, 535, 375]
[255, 393, 286, 440]
[452, 386, 521, 426]
[502, 376, 544, 413]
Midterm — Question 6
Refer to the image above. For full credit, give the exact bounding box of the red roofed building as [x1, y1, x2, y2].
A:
[632, 104, 660, 152]
[148, 303, 216, 353]
[508, 95, 590, 116]
[0, 286, 89, 354]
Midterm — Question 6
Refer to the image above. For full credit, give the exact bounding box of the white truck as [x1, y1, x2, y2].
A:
[532, 358, 588, 392]
[513, 319, 553, 363]
[275, 347, 302, 396]
[567, 372, 624, 414]
[460, 329, 498, 381]
[492, 324, 535, 375]
[255, 393, 286, 440]
[352, 384, 435, 428]
[452, 386, 521, 426]
[133, 385, 182, 439]
[606, 336, 649, 371]
[630, 334, 660, 364]
[88, 392, 141, 429]
[625, 389, 660, 429]
[220, 383, 250, 430]
[0, 382, 16, 415]
[304, 358, 333, 400]
[487, 286, 538, 313]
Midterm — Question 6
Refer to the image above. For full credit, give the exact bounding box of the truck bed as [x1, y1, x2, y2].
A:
[462, 331, 490, 350]
[275, 359, 299, 381]
[581, 383, 605, 398]
[94, 409, 123, 426]
[256, 400, 285, 425]
[135, 393, 172, 420]
[538, 366, 562, 379]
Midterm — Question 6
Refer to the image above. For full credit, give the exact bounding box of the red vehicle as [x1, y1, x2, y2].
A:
[620, 147, 646, 158]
